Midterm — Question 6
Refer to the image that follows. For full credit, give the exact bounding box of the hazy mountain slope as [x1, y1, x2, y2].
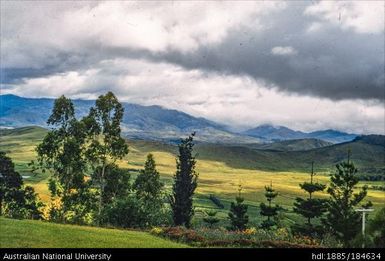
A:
[252, 138, 333, 151]
[307, 129, 358, 143]
[243, 124, 357, 143]
[242, 124, 304, 141]
[0, 94, 261, 144]
[197, 135, 384, 173]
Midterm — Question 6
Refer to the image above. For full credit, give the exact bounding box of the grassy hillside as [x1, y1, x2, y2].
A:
[0, 218, 187, 248]
[1, 126, 384, 226]
[251, 138, 333, 151]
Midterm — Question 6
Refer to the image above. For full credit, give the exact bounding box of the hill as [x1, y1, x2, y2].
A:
[251, 138, 333, 151]
[196, 136, 384, 173]
[1, 126, 383, 174]
[243, 124, 357, 143]
[1, 126, 384, 222]
[243, 124, 304, 141]
[0, 217, 187, 248]
[0, 94, 261, 144]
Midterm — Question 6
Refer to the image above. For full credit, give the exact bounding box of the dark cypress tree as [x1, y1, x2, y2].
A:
[292, 162, 327, 235]
[228, 185, 249, 231]
[323, 153, 368, 247]
[260, 181, 280, 229]
[169, 133, 198, 228]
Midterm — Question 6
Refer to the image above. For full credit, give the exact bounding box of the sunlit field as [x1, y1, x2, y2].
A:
[1, 126, 384, 227]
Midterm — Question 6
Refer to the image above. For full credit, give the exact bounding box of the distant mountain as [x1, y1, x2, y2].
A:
[252, 138, 333, 151]
[243, 124, 305, 141]
[307, 129, 358, 143]
[0, 95, 362, 144]
[243, 124, 357, 143]
[0, 94, 261, 144]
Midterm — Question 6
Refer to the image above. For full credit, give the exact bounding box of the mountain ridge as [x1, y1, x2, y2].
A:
[0, 94, 260, 144]
[242, 124, 357, 143]
[0, 94, 359, 144]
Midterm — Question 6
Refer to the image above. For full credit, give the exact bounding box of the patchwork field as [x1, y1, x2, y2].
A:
[1, 126, 384, 227]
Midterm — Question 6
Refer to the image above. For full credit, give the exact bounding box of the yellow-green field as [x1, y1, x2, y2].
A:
[1, 126, 384, 226]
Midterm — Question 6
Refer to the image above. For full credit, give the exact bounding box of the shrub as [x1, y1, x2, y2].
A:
[100, 196, 147, 228]
[209, 195, 224, 209]
[153, 226, 322, 248]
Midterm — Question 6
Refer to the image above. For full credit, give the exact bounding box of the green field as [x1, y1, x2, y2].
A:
[0, 218, 187, 248]
[1, 126, 384, 228]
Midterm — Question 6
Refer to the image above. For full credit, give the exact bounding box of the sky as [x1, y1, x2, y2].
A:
[1, 1, 384, 134]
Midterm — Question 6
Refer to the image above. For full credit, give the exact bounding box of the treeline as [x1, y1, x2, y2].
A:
[0, 91, 384, 248]
[223, 154, 384, 247]
[16, 92, 196, 229]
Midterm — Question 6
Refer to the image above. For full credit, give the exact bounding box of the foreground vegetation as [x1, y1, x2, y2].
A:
[0, 217, 187, 248]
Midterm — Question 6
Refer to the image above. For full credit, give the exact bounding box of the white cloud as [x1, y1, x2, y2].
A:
[1, 1, 383, 135]
[4, 58, 384, 134]
[271, 46, 298, 56]
[306, 22, 323, 33]
[305, 1, 384, 34]
[0, 1, 285, 69]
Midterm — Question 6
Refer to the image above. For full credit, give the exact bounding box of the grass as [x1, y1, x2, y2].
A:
[1, 126, 384, 227]
[0, 217, 188, 248]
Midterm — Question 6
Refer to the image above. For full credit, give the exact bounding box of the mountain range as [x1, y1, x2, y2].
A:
[0, 94, 358, 145]
[243, 124, 358, 143]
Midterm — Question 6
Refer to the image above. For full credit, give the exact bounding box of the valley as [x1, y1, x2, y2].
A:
[1, 126, 384, 227]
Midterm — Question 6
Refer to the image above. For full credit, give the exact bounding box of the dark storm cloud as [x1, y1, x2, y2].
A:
[151, 4, 384, 101]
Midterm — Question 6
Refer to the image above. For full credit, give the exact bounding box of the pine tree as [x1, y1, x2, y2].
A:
[323, 152, 368, 247]
[292, 162, 327, 235]
[169, 133, 198, 228]
[134, 154, 164, 203]
[260, 181, 280, 229]
[228, 185, 249, 231]
[203, 210, 220, 228]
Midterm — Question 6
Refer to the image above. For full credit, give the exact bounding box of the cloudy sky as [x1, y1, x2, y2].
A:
[1, 1, 384, 134]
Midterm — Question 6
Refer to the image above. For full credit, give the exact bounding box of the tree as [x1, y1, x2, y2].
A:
[203, 210, 220, 228]
[35, 95, 88, 222]
[0, 151, 22, 216]
[134, 154, 164, 203]
[100, 196, 148, 228]
[83, 92, 129, 222]
[0, 152, 43, 219]
[133, 154, 165, 226]
[260, 181, 280, 229]
[292, 162, 327, 235]
[169, 133, 198, 228]
[228, 185, 249, 231]
[102, 164, 131, 205]
[367, 207, 385, 247]
[323, 154, 368, 247]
